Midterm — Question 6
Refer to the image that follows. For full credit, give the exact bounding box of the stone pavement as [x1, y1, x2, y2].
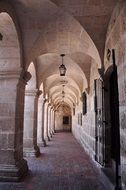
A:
[0, 133, 110, 190]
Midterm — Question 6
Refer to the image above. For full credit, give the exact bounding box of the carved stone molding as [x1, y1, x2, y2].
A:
[0, 69, 22, 80]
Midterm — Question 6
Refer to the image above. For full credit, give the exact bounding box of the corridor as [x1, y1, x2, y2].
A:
[0, 133, 109, 190]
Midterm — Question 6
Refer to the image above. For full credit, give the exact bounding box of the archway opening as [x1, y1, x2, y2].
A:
[0, 12, 28, 181]
[55, 103, 72, 132]
[23, 62, 40, 157]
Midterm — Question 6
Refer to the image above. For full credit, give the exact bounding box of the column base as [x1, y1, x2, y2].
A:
[23, 146, 40, 157]
[0, 159, 28, 182]
[52, 131, 55, 135]
[47, 136, 51, 141]
[42, 139, 47, 147]
[38, 139, 47, 147]
[49, 132, 53, 138]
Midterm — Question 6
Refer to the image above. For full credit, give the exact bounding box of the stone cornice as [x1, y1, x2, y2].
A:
[0, 70, 32, 87]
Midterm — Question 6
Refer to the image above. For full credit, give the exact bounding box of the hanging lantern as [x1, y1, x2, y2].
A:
[59, 54, 66, 76]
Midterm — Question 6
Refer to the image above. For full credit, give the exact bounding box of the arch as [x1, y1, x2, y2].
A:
[54, 97, 73, 108]
[54, 95, 75, 106]
[26, 62, 37, 90]
[103, 64, 121, 188]
[49, 86, 77, 108]
[55, 101, 72, 132]
[0, 12, 22, 72]
[55, 102, 71, 111]
[38, 82, 44, 101]
[26, 11, 101, 68]
[50, 85, 77, 101]
[52, 91, 77, 105]
[23, 61, 40, 157]
[45, 74, 81, 98]
[39, 82, 44, 92]
[37, 53, 88, 91]
[0, 10, 28, 181]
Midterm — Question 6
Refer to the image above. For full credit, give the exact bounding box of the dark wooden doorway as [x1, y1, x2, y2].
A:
[103, 50, 121, 189]
[110, 68, 120, 164]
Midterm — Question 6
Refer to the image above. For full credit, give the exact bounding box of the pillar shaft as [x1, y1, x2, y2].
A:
[0, 71, 28, 181]
[49, 107, 53, 138]
[37, 98, 46, 146]
[54, 110, 56, 133]
[37, 98, 43, 144]
[23, 89, 40, 157]
[46, 105, 50, 141]
[41, 99, 47, 146]
[52, 109, 55, 134]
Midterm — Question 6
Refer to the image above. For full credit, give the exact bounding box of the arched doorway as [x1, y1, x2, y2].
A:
[55, 104, 72, 132]
[23, 62, 40, 157]
[0, 12, 28, 181]
[103, 51, 121, 189]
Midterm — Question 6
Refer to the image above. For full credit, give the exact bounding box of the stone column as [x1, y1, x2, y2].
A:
[51, 108, 54, 135]
[48, 106, 53, 138]
[46, 104, 50, 141]
[48, 104, 52, 138]
[23, 89, 40, 157]
[37, 97, 47, 147]
[0, 70, 28, 181]
[41, 98, 47, 146]
[37, 96, 43, 145]
[44, 102, 47, 140]
[52, 109, 56, 134]
[54, 110, 56, 133]
[50, 107, 55, 135]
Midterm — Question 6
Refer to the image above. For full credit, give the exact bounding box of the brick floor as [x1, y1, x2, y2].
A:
[0, 133, 109, 190]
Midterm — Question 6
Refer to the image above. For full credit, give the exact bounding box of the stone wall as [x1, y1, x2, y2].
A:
[104, 1, 126, 186]
[72, 1, 126, 186]
[72, 60, 99, 159]
[55, 105, 71, 132]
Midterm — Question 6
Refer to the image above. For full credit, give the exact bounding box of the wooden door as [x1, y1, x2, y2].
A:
[94, 79, 104, 165]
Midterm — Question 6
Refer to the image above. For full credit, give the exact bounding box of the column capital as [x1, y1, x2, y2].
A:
[25, 89, 41, 96]
[0, 69, 22, 80]
[48, 103, 51, 107]
[41, 98, 47, 107]
[43, 97, 47, 102]
[48, 103, 54, 108]
[22, 71, 31, 83]
[0, 69, 32, 87]
[37, 90, 42, 97]
[49, 105, 54, 111]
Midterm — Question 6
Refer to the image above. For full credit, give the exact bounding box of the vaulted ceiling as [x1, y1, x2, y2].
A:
[3, 0, 119, 110]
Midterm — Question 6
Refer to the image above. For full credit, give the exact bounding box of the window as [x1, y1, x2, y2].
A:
[82, 92, 87, 115]
[78, 113, 82, 126]
[73, 107, 75, 115]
